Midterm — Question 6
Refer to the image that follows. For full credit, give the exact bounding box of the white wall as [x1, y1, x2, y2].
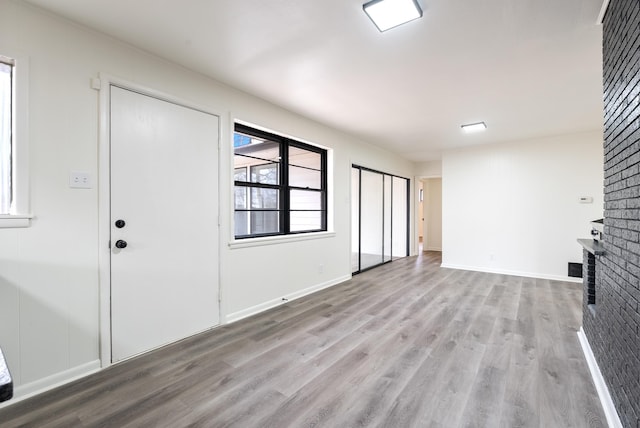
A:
[0, 1, 414, 400]
[415, 160, 442, 177]
[442, 131, 603, 280]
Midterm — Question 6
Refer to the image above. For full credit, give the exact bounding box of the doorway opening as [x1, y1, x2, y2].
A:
[420, 177, 442, 254]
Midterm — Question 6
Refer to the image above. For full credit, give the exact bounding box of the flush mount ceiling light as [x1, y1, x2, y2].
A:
[363, 0, 423, 32]
[461, 122, 487, 133]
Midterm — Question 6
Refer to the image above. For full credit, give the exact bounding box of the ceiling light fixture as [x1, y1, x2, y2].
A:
[461, 122, 487, 133]
[363, 0, 423, 32]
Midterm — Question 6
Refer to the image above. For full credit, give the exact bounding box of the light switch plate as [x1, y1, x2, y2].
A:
[69, 171, 92, 189]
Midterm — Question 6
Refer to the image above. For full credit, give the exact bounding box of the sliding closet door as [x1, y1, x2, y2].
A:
[351, 167, 360, 272]
[352, 165, 409, 274]
[392, 176, 408, 258]
[383, 175, 392, 263]
[360, 170, 384, 270]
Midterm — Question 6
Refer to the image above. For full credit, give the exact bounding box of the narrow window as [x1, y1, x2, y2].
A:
[234, 123, 327, 239]
[0, 56, 13, 214]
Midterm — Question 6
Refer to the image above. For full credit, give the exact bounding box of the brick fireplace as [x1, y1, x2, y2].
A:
[580, 0, 640, 426]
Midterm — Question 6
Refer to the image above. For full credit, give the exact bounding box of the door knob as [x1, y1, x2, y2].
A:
[115, 240, 128, 249]
[115, 219, 126, 228]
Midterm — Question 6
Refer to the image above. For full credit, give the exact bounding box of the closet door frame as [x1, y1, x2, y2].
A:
[352, 164, 410, 275]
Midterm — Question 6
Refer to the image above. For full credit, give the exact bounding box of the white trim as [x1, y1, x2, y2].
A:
[0, 360, 101, 408]
[97, 73, 224, 368]
[226, 274, 351, 323]
[97, 73, 110, 367]
[440, 263, 582, 283]
[220, 113, 235, 324]
[577, 328, 623, 428]
[597, 0, 610, 25]
[0, 214, 32, 228]
[229, 231, 336, 249]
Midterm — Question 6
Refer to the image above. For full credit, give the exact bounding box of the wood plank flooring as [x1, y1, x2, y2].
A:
[0, 252, 606, 427]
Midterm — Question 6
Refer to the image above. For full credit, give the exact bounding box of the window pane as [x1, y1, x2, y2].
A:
[250, 211, 280, 235]
[290, 189, 321, 210]
[0, 61, 11, 214]
[234, 167, 247, 182]
[251, 187, 279, 209]
[234, 133, 252, 148]
[234, 186, 247, 209]
[289, 146, 321, 170]
[289, 165, 321, 189]
[234, 211, 248, 236]
[234, 135, 280, 171]
[234, 153, 281, 174]
[250, 163, 278, 185]
[290, 211, 322, 231]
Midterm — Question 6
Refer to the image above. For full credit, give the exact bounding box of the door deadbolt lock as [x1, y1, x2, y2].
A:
[115, 219, 126, 229]
[115, 240, 128, 249]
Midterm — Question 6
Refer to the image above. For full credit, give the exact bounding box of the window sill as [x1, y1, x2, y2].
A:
[0, 215, 32, 228]
[229, 231, 335, 249]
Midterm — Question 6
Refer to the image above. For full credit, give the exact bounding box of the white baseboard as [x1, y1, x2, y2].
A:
[439, 263, 582, 283]
[0, 359, 101, 409]
[226, 274, 352, 324]
[577, 327, 623, 428]
[425, 246, 442, 251]
[1, 276, 353, 407]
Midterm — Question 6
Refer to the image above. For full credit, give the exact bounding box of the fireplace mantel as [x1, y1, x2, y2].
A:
[577, 239, 605, 256]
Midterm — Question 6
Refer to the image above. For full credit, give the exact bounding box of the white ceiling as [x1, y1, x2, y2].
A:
[24, 0, 605, 161]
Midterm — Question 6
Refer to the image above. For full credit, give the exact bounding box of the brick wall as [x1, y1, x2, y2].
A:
[583, 1, 640, 427]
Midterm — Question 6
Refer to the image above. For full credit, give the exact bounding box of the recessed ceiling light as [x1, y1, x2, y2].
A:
[363, 0, 423, 32]
[461, 122, 487, 133]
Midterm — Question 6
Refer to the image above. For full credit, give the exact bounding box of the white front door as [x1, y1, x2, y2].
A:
[110, 85, 219, 362]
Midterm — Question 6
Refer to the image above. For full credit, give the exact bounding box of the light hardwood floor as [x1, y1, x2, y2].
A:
[0, 252, 606, 427]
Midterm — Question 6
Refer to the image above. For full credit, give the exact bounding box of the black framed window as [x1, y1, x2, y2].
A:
[234, 123, 327, 238]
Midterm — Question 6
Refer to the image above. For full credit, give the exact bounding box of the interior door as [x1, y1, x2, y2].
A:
[110, 85, 219, 362]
